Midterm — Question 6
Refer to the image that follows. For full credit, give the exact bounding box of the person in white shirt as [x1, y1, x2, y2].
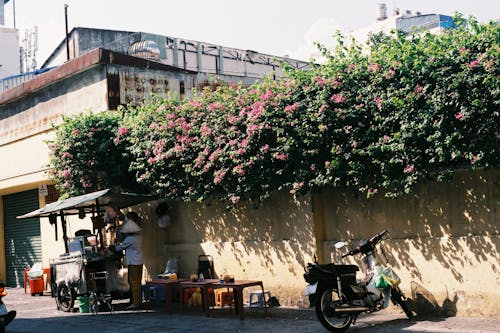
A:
[115, 211, 143, 310]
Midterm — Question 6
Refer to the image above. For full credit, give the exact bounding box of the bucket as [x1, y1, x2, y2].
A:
[77, 296, 90, 313]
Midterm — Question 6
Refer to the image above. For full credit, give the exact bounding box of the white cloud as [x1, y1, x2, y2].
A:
[286, 18, 345, 62]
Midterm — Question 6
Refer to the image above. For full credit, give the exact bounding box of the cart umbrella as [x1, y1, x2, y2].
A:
[17, 189, 156, 253]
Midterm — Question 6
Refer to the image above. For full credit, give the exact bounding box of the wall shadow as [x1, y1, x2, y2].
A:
[407, 281, 458, 318]
[323, 169, 499, 315]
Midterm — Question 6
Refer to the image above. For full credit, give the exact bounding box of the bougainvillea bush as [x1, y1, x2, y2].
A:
[47, 112, 140, 197]
[48, 16, 499, 204]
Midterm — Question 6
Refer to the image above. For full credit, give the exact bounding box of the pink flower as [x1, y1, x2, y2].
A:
[232, 165, 245, 176]
[73, 129, 80, 136]
[385, 68, 396, 79]
[246, 124, 261, 136]
[118, 127, 129, 136]
[61, 169, 71, 179]
[284, 102, 299, 113]
[330, 94, 346, 104]
[382, 135, 390, 143]
[147, 157, 155, 164]
[173, 144, 183, 153]
[455, 112, 464, 120]
[471, 155, 480, 164]
[230, 195, 240, 204]
[61, 152, 73, 159]
[228, 115, 239, 124]
[200, 126, 212, 137]
[414, 84, 423, 94]
[403, 164, 415, 174]
[209, 148, 221, 161]
[368, 63, 381, 72]
[153, 139, 166, 155]
[467, 59, 480, 68]
[213, 170, 226, 184]
[208, 102, 222, 110]
[275, 153, 288, 161]
[374, 98, 383, 110]
[188, 100, 203, 108]
[81, 178, 93, 189]
[261, 144, 269, 153]
[313, 76, 326, 87]
[260, 89, 274, 101]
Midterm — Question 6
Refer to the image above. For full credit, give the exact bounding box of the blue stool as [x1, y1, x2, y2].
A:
[143, 285, 166, 303]
[249, 290, 271, 308]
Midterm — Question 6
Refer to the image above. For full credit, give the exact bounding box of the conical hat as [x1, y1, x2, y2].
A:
[120, 219, 142, 234]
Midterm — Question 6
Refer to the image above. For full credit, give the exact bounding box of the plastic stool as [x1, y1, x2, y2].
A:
[249, 290, 271, 308]
[214, 289, 234, 307]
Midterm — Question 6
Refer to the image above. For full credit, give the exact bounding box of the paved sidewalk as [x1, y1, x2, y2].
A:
[3, 287, 499, 333]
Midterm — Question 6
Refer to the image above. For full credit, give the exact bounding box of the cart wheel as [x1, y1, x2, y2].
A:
[56, 282, 75, 312]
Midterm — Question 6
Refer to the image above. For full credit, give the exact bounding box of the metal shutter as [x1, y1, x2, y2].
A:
[3, 189, 41, 287]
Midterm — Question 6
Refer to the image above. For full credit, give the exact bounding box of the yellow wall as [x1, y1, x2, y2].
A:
[136, 192, 316, 305]
[135, 169, 498, 316]
[317, 169, 499, 317]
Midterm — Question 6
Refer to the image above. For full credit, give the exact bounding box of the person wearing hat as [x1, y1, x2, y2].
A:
[115, 211, 143, 310]
[0, 282, 16, 329]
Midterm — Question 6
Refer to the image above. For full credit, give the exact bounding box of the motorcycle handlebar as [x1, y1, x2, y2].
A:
[341, 230, 388, 257]
[369, 229, 388, 245]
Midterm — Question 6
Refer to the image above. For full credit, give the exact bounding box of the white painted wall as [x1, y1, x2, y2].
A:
[0, 27, 20, 78]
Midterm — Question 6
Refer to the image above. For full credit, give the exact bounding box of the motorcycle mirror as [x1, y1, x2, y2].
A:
[334, 241, 346, 249]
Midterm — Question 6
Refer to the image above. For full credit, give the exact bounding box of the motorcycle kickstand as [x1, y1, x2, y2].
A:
[352, 314, 359, 325]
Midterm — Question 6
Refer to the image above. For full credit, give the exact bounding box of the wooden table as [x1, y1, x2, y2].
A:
[213, 280, 268, 320]
[179, 279, 219, 316]
[145, 278, 187, 314]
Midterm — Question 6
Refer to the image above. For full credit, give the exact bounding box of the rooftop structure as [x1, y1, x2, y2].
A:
[350, 3, 455, 45]
[1, 26, 308, 93]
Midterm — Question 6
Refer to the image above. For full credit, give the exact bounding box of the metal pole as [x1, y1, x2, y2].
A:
[12, 0, 16, 29]
[64, 4, 70, 61]
[60, 210, 69, 254]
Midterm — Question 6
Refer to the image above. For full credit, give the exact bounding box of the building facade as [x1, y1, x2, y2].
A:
[0, 27, 307, 287]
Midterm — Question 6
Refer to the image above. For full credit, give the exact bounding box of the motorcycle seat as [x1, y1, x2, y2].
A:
[317, 264, 359, 275]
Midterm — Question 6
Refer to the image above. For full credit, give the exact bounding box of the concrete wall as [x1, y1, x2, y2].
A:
[132, 169, 498, 317]
[316, 169, 499, 317]
[0, 67, 109, 146]
[133, 192, 315, 306]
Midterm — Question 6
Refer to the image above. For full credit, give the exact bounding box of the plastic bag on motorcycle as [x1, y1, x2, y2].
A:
[374, 265, 401, 289]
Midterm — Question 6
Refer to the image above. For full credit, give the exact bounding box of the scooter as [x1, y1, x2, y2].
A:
[0, 282, 16, 333]
[304, 230, 413, 332]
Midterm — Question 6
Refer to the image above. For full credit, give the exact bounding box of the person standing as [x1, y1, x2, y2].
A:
[115, 211, 143, 310]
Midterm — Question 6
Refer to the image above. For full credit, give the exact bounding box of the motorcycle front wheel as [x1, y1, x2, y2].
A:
[391, 286, 413, 319]
[315, 287, 353, 332]
[55, 282, 75, 312]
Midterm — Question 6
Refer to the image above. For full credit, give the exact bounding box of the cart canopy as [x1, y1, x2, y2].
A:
[17, 189, 156, 219]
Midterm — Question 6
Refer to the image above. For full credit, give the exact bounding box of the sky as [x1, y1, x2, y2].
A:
[3, 0, 499, 67]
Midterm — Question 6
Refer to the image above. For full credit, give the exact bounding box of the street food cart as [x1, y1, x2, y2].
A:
[17, 189, 155, 312]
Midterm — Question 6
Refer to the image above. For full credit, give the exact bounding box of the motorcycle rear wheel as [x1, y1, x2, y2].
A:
[315, 287, 353, 332]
